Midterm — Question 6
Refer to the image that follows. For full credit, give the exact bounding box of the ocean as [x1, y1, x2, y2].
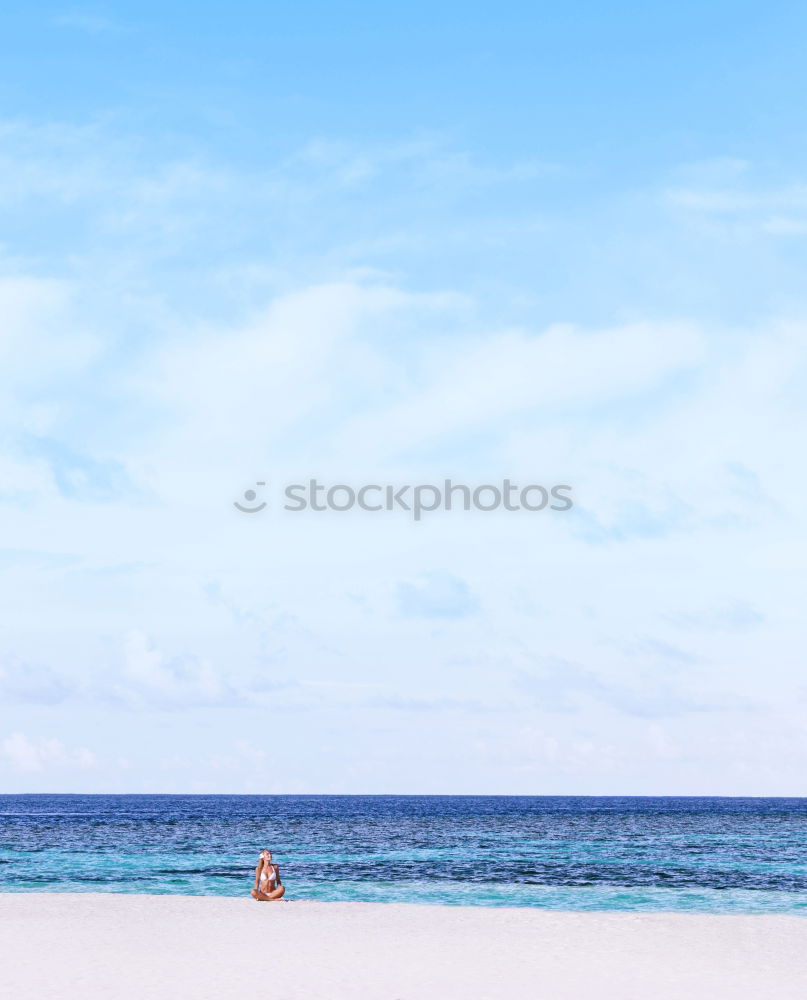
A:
[1, 795, 805, 913]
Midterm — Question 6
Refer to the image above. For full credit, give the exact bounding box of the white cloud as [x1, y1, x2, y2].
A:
[331, 320, 704, 463]
[664, 164, 807, 237]
[0, 276, 98, 388]
[0, 658, 74, 704]
[397, 571, 478, 619]
[761, 216, 807, 236]
[1, 124, 807, 791]
[51, 11, 130, 35]
[104, 630, 241, 709]
[1, 732, 95, 773]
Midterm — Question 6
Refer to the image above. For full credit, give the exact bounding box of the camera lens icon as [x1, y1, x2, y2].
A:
[234, 481, 267, 514]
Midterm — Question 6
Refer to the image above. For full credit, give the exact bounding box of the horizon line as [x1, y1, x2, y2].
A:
[2, 791, 806, 800]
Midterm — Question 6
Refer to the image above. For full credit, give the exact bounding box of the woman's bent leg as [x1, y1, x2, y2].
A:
[251, 886, 284, 901]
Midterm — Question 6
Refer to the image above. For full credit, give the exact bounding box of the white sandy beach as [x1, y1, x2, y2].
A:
[1, 894, 805, 1000]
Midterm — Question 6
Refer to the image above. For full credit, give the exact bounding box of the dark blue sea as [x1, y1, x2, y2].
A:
[1, 795, 806, 912]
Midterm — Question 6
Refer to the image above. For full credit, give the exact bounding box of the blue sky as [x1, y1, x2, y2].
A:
[1, 4, 806, 793]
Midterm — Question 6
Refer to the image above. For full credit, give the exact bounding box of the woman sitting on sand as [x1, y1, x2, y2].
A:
[250, 849, 285, 901]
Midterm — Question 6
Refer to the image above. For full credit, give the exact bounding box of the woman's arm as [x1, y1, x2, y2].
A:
[274, 865, 282, 886]
[254, 863, 262, 891]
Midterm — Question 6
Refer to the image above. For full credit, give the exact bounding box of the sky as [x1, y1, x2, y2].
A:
[0, 3, 806, 794]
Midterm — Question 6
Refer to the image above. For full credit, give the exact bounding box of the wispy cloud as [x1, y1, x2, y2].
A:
[397, 572, 478, 619]
[51, 10, 130, 36]
[1, 111, 806, 791]
[664, 161, 807, 238]
[366, 695, 489, 712]
[666, 601, 765, 633]
[0, 659, 75, 704]
[1, 732, 95, 773]
[514, 657, 739, 719]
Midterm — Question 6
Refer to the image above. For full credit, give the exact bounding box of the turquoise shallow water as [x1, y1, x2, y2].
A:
[1, 795, 806, 913]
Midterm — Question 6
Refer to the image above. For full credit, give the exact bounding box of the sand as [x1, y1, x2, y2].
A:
[1, 893, 805, 999]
